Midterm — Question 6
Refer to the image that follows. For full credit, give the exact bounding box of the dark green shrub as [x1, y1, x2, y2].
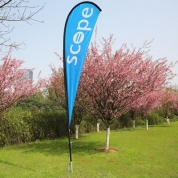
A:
[135, 116, 146, 126]
[0, 108, 68, 147]
[110, 118, 121, 130]
[82, 114, 98, 133]
[70, 114, 96, 134]
[118, 113, 132, 128]
[170, 115, 178, 122]
[0, 107, 33, 146]
[147, 112, 165, 125]
[27, 110, 67, 140]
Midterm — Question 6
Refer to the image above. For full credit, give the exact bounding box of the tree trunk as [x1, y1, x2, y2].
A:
[105, 127, 110, 150]
[97, 122, 100, 132]
[166, 117, 170, 124]
[133, 120, 135, 128]
[75, 125, 79, 139]
[146, 119, 149, 130]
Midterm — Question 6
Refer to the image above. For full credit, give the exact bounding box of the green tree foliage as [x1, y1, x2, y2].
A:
[17, 92, 48, 111]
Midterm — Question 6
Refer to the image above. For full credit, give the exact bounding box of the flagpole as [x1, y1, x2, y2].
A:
[68, 128, 73, 176]
[63, 8, 73, 176]
[63, 2, 101, 177]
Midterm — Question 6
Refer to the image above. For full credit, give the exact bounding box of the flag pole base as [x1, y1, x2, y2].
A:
[68, 161, 73, 177]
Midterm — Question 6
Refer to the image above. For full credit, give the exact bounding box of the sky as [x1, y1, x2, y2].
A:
[7, 0, 178, 84]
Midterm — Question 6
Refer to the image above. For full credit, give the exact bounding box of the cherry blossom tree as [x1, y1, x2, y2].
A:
[131, 91, 163, 130]
[159, 87, 178, 124]
[49, 66, 66, 109]
[79, 35, 175, 150]
[0, 52, 45, 118]
[49, 66, 88, 139]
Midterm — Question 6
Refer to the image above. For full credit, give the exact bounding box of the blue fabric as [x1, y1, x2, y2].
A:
[64, 2, 101, 127]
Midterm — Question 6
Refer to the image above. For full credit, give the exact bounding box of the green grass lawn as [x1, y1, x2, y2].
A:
[0, 122, 178, 178]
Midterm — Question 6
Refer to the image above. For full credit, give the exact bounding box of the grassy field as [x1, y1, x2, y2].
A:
[0, 122, 178, 178]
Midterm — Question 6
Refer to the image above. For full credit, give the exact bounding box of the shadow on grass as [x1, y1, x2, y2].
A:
[0, 159, 36, 173]
[149, 124, 172, 127]
[0, 159, 55, 177]
[7, 135, 104, 157]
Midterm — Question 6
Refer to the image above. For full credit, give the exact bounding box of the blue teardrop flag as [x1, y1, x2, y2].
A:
[63, 2, 101, 128]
